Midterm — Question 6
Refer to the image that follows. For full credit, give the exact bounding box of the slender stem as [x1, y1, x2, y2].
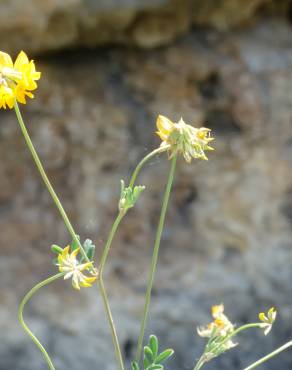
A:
[129, 146, 169, 188]
[18, 273, 64, 370]
[14, 101, 89, 263]
[194, 358, 204, 370]
[223, 323, 263, 345]
[96, 147, 170, 370]
[135, 155, 177, 362]
[98, 212, 124, 277]
[243, 341, 292, 370]
[97, 212, 125, 370]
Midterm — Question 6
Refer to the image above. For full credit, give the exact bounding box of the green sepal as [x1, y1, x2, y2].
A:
[155, 349, 174, 364]
[51, 244, 63, 254]
[52, 257, 59, 266]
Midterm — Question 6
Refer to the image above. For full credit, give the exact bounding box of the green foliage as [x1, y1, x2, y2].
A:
[80, 238, 96, 262]
[119, 180, 145, 213]
[51, 244, 63, 254]
[51, 244, 63, 265]
[71, 234, 80, 252]
[132, 335, 174, 370]
[51, 238, 95, 265]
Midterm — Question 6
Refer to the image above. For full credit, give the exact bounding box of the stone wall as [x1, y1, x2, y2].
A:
[0, 0, 291, 53]
[1, 1, 292, 370]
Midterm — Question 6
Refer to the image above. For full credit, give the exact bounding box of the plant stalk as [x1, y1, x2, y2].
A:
[243, 341, 292, 370]
[135, 154, 177, 362]
[14, 101, 89, 263]
[18, 273, 64, 370]
[97, 212, 125, 370]
[96, 147, 170, 370]
[129, 146, 170, 188]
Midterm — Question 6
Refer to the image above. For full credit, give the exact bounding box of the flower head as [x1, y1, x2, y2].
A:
[57, 245, 97, 290]
[198, 304, 235, 340]
[197, 304, 237, 363]
[0, 51, 40, 109]
[259, 307, 277, 335]
[156, 115, 214, 163]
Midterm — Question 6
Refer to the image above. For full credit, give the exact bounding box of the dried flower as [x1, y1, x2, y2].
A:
[198, 304, 236, 344]
[0, 51, 40, 109]
[156, 115, 214, 163]
[57, 246, 97, 290]
[259, 307, 277, 335]
[197, 304, 237, 363]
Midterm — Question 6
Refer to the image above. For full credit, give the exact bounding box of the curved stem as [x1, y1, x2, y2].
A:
[243, 341, 292, 370]
[18, 273, 64, 370]
[129, 146, 169, 188]
[222, 323, 263, 346]
[96, 147, 170, 370]
[97, 211, 125, 370]
[135, 154, 177, 362]
[14, 101, 89, 264]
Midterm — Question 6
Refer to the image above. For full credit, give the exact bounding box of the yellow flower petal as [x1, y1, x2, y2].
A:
[14, 51, 29, 70]
[0, 51, 13, 69]
[156, 115, 173, 136]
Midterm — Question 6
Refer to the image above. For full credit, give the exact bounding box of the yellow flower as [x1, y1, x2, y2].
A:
[0, 84, 14, 109]
[259, 307, 277, 335]
[0, 50, 40, 109]
[156, 115, 214, 163]
[57, 246, 97, 290]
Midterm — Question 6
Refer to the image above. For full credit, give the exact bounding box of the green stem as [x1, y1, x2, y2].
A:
[18, 273, 64, 370]
[129, 146, 170, 188]
[96, 148, 170, 370]
[97, 211, 125, 370]
[194, 358, 204, 370]
[14, 101, 89, 263]
[243, 341, 292, 370]
[135, 154, 177, 363]
[223, 323, 263, 345]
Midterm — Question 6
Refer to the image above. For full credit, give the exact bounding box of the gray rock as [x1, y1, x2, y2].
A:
[1, 16, 292, 370]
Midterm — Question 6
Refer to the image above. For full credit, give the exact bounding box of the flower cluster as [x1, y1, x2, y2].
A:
[196, 304, 277, 367]
[197, 304, 237, 355]
[0, 51, 40, 109]
[259, 307, 277, 335]
[57, 245, 97, 290]
[156, 115, 214, 163]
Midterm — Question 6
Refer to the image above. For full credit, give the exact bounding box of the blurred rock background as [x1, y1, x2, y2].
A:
[1, 0, 292, 369]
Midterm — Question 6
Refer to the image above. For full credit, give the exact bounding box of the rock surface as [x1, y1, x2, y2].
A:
[1, 11, 292, 370]
[0, 0, 291, 53]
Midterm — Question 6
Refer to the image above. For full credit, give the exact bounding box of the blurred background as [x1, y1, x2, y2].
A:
[1, 0, 292, 369]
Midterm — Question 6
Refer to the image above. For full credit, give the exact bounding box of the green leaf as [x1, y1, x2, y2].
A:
[155, 349, 174, 364]
[71, 235, 80, 251]
[51, 244, 63, 254]
[119, 180, 145, 213]
[83, 238, 95, 260]
[149, 335, 159, 358]
[131, 361, 139, 370]
[146, 365, 163, 370]
[144, 346, 154, 368]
